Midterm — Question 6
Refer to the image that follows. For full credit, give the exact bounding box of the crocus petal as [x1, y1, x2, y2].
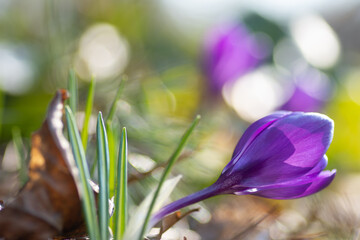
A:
[229, 112, 334, 186]
[229, 155, 328, 191]
[306, 155, 328, 176]
[222, 111, 291, 174]
[249, 170, 336, 199]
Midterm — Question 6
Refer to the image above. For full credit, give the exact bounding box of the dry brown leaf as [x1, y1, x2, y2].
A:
[0, 90, 86, 240]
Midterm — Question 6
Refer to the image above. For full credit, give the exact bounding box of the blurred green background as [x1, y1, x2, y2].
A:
[1, 0, 360, 172]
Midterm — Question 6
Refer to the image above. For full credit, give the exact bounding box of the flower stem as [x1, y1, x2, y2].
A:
[150, 185, 219, 227]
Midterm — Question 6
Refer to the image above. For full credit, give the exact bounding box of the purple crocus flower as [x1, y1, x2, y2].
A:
[280, 67, 332, 112]
[203, 24, 265, 93]
[151, 111, 336, 225]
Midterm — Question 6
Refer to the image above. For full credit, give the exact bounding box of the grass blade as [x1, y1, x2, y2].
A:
[0, 89, 3, 137]
[68, 69, 78, 114]
[124, 175, 182, 240]
[106, 75, 126, 198]
[96, 112, 110, 240]
[138, 115, 201, 240]
[65, 106, 100, 240]
[107, 120, 120, 197]
[114, 127, 128, 239]
[81, 76, 96, 151]
[106, 75, 127, 122]
[12, 127, 27, 185]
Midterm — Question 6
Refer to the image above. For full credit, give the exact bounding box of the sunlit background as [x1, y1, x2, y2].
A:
[1, 0, 360, 239]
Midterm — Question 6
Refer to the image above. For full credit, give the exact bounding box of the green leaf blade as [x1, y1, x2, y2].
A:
[96, 112, 110, 240]
[81, 76, 95, 152]
[106, 75, 127, 122]
[11, 127, 27, 185]
[65, 106, 100, 240]
[114, 127, 128, 240]
[107, 120, 120, 198]
[138, 115, 201, 240]
[124, 175, 182, 240]
[0, 89, 3, 137]
[67, 69, 78, 114]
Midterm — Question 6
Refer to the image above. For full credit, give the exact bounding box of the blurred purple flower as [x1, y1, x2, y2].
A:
[280, 67, 332, 112]
[203, 24, 266, 92]
[151, 112, 336, 225]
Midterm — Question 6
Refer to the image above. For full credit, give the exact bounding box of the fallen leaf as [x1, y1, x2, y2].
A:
[0, 90, 86, 240]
